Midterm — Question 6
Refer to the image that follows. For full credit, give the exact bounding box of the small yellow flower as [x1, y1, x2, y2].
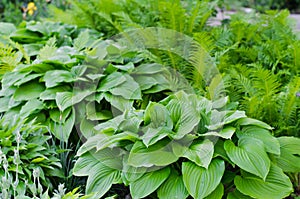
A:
[27, 2, 37, 16]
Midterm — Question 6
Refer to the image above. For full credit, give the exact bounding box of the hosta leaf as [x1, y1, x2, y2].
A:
[49, 108, 72, 123]
[0, 22, 16, 35]
[109, 74, 141, 100]
[104, 93, 133, 112]
[182, 139, 214, 169]
[73, 149, 123, 198]
[237, 118, 273, 130]
[224, 138, 270, 180]
[111, 62, 134, 71]
[236, 126, 280, 155]
[200, 126, 236, 139]
[182, 159, 225, 199]
[49, 108, 75, 142]
[119, 110, 144, 133]
[142, 126, 173, 147]
[86, 102, 112, 121]
[97, 72, 126, 91]
[235, 164, 293, 199]
[14, 73, 42, 86]
[276, 136, 300, 172]
[166, 99, 200, 139]
[227, 190, 253, 199]
[207, 110, 246, 130]
[133, 75, 158, 90]
[56, 90, 93, 111]
[44, 70, 74, 88]
[122, 162, 148, 183]
[128, 139, 179, 167]
[144, 102, 173, 128]
[130, 167, 170, 199]
[132, 63, 164, 74]
[14, 80, 45, 101]
[40, 86, 71, 101]
[20, 99, 44, 118]
[157, 171, 189, 199]
[204, 183, 224, 199]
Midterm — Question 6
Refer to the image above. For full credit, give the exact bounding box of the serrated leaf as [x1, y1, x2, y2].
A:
[130, 167, 170, 199]
[182, 139, 214, 169]
[14, 80, 45, 101]
[157, 171, 189, 199]
[182, 159, 225, 199]
[235, 164, 293, 199]
[224, 138, 270, 180]
[236, 126, 280, 155]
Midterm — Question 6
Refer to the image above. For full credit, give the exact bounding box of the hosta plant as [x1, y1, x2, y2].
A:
[73, 90, 300, 198]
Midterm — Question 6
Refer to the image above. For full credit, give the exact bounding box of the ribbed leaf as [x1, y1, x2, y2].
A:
[44, 70, 74, 88]
[236, 126, 280, 155]
[49, 108, 75, 142]
[207, 110, 246, 130]
[182, 159, 225, 199]
[237, 118, 273, 130]
[204, 183, 224, 199]
[130, 167, 170, 199]
[128, 139, 179, 167]
[200, 126, 236, 139]
[276, 137, 300, 172]
[166, 99, 200, 139]
[235, 164, 293, 199]
[56, 90, 93, 111]
[73, 149, 122, 198]
[97, 72, 126, 91]
[14, 80, 45, 101]
[182, 139, 214, 169]
[157, 171, 189, 199]
[224, 138, 270, 180]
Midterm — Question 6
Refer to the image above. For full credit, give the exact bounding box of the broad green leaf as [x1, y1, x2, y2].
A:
[182, 159, 225, 199]
[122, 162, 148, 183]
[128, 139, 179, 167]
[207, 110, 246, 130]
[111, 62, 134, 71]
[109, 74, 141, 100]
[74, 30, 90, 50]
[142, 126, 173, 147]
[132, 63, 164, 74]
[119, 110, 144, 133]
[227, 190, 253, 199]
[237, 118, 273, 130]
[104, 93, 133, 112]
[49, 108, 75, 142]
[77, 132, 137, 156]
[276, 137, 300, 172]
[224, 138, 270, 180]
[182, 139, 214, 169]
[204, 183, 224, 199]
[56, 90, 93, 111]
[80, 118, 97, 138]
[49, 108, 72, 123]
[133, 75, 158, 90]
[20, 99, 44, 118]
[86, 102, 112, 121]
[212, 96, 229, 109]
[166, 99, 200, 139]
[130, 167, 170, 199]
[235, 164, 293, 199]
[94, 115, 124, 132]
[144, 102, 173, 128]
[14, 80, 45, 101]
[236, 126, 280, 155]
[200, 126, 236, 139]
[2, 71, 30, 90]
[73, 149, 123, 198]
[14, 73, 42, 86]
[44, 70, 74, 88]
[97, 72, 126, 91]
[157, 171, 189, 199]
[40, 85, 71, 101]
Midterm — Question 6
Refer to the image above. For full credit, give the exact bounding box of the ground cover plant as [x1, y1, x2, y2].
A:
[0, 0, 300, 198]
